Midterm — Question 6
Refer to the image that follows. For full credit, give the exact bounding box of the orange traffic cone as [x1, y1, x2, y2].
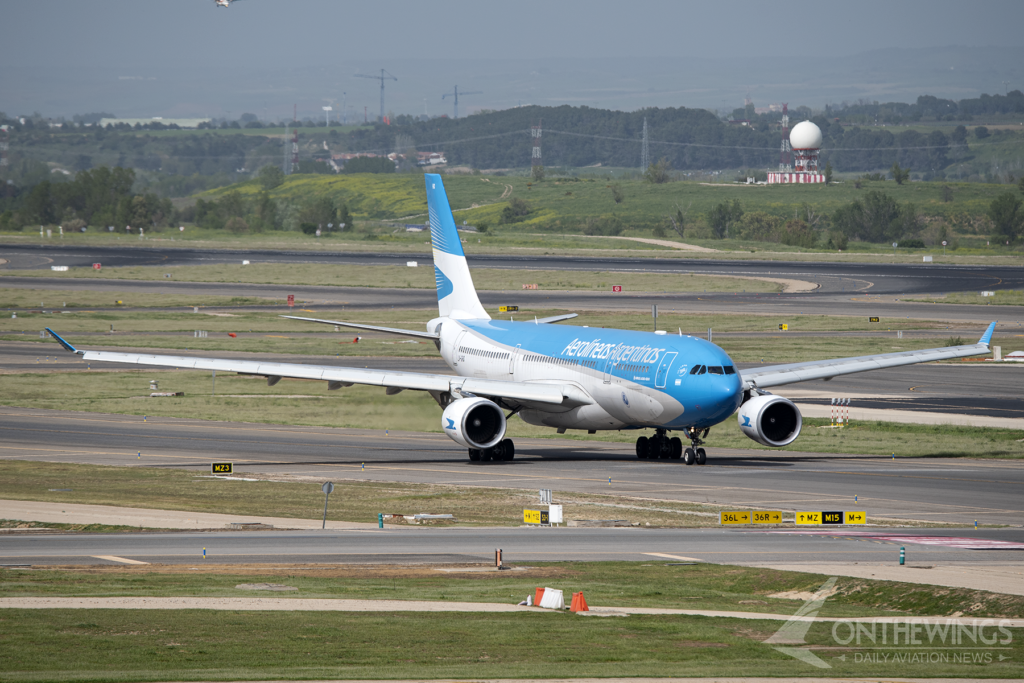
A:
[570, 591, 589, 612]
[534, 587, 545, 606]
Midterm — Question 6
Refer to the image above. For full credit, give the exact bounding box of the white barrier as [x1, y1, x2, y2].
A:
[538, 588, 564, 609]
[50, 266, 68, 272]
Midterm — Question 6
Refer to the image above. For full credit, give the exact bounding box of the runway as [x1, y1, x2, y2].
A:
[1, 407, 1021, 526]
[4, 275, 1023, 325]
[5, 243, 1024, 295]
[2, 525, 1023, 568]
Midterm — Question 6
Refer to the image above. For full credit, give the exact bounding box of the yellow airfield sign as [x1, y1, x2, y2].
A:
[720, 511, 751, 525]
[752, 511, 783, 524]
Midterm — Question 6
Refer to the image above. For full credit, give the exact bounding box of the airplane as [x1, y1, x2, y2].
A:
[46, 173, 997, 464]
[213, 0, 239, 7]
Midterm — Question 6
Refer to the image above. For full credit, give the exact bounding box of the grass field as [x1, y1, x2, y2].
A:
[0, 561, 1021, 681]
[3, 561, 1021, 618]
[4, 170, 1024, 263]
[197, 173, 1017, 226]
[2, 607, 1019, 681]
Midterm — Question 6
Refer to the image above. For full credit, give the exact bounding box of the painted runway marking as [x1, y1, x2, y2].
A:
[644, 552, 704, 562]
[762, 530, 1024, 550]
[91, 555, 150, 565]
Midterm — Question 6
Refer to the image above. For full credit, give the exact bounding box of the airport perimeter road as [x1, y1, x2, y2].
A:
[5, 244, 1024, 295]
[1, 407, 1021, 526]
[2, 525, 1023, 568]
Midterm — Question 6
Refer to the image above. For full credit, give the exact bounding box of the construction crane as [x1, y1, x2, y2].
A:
[442, 85, 482, 119]
[354, 69, 397, 123]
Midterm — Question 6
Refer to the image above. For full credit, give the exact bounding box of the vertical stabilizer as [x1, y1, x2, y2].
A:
[425, 174, 489, 320]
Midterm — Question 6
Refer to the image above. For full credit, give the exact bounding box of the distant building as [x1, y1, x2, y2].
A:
[98, 117, 212, 128]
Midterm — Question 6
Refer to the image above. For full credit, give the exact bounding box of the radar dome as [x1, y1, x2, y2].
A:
[789, 121, 823, 150]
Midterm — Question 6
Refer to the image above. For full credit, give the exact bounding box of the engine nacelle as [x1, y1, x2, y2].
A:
[442, 397, 507, 449]
[737, 394, 802, 447]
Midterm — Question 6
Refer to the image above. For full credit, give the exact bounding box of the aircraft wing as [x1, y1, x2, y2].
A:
[45, 328, 592, 409]
[740, 322, 996, 390]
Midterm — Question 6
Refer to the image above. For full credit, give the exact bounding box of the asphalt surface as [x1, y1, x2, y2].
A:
[5, 275, 1024, 325]
[2, 406, 1021, 527]
[5, 244, 1024, 295]
[3, 525, 1023, 567]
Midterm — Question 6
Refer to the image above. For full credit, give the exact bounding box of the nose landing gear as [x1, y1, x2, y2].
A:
[682, 427, 709, 465]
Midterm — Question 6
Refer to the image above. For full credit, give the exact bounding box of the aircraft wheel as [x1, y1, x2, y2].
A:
[468, 449, 481, 461]
[682, 448, 696, 465]
[670, 437, 683, 459]
[480, 450, 492, 461]
[501, 438, 515, 461]
[636, 436, 649, 459]
[658, 437, 672, 459]
[695, 448, 707, 465]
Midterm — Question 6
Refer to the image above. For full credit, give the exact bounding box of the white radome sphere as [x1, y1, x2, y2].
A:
[789, 121, 823, 150]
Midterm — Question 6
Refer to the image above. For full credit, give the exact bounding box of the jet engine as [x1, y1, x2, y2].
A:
[737, 394, 802, 447]
[441, 397, 507, 450]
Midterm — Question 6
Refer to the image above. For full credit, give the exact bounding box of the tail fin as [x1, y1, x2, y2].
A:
[425, 174, 489, 320]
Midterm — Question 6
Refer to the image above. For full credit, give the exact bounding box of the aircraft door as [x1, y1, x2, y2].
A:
[655, 351, 678, 389]
[602, 358, 615, 384]
[508, 344, 521, 374]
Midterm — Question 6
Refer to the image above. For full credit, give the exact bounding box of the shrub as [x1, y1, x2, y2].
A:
[780, 219, 817, 248]
[225, 217, 249, 234]
[499, 197, 531, 224]
[900, 238, 926, 249]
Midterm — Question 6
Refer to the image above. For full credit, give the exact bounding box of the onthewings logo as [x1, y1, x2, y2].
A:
[741, 415, 752, 427]
[445, 418, 456, 430]
[764, 577, 838, 669]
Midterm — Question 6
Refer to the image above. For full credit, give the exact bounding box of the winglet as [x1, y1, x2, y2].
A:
[46, 328, 84, 354]
[979, 322, 997, 346]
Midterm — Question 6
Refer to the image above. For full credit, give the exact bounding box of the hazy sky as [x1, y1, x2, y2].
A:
[3, 0, 1023, 118]
[6, 0, 1024, 65]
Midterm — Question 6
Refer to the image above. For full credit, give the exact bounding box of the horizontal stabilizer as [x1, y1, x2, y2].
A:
[534, 313, 578, 324]
[282, 315, 439, 340]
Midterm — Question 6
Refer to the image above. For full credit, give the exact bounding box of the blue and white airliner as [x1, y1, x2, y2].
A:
[48, 174, 997, 464]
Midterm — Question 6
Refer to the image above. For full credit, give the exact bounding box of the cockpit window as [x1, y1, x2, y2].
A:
[707, 366, 724, 375]
[689, 365, 706, 375]
[723, 365, 736, 375]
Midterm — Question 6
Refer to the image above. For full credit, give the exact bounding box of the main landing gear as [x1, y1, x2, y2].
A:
[468, 438, 515, 462]
[635, 429, 682, 460]
[636, 428, 708, 465]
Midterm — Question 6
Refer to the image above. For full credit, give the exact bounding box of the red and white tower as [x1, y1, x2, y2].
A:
[530, 121, 542, 169]
[778, 104, 791, 172]
[768, 120, 824, 184]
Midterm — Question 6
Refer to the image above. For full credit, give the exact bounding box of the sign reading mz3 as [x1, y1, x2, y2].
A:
[211, 462, 233, 474]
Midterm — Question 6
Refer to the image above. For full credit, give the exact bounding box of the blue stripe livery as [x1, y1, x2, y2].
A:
[426, 176, 464, 256]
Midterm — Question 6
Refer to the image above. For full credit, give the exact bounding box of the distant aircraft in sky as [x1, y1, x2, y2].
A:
[48, 174, 997, 464]
[213, 0, 240, 7]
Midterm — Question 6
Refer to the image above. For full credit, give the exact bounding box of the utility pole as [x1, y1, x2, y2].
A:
[442, 85, 482, 119]
[355, 69, 397, 123]
[640, 117, 650, 171]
